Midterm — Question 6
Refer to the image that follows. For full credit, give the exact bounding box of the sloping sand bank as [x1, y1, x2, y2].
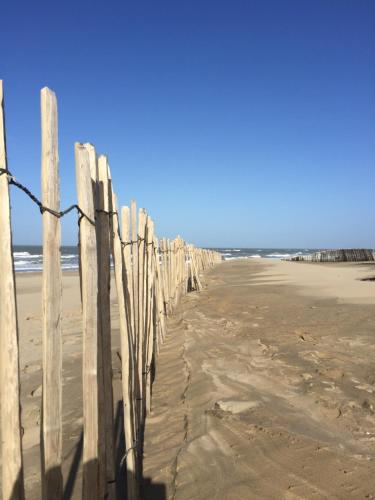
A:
[142, 259, 375, 499]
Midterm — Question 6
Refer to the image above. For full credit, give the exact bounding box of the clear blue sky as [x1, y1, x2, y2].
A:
[2, 1, 374, 247]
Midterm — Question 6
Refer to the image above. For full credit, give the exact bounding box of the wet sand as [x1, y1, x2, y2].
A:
[3, 259, 375, 498]
[142, 259, 375, 499]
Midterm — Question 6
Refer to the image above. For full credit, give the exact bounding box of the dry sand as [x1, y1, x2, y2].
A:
[142, 259, 375, 499]
[2, 259, 375, 499]
[2, 272, 125, 499]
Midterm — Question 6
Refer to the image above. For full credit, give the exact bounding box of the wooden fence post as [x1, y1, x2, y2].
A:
[0, 80, 25, 500]
[97, 155, 115, 495]
[121, 206, 138, 442]
[136, 208, 147, 434]
[131, 200, 138, 350]
[154, 237, 166, 347]
[41, 87, 63, 500]
[121, 206, 134, 339]
[75, 143, 101, 499]
[108, 185, 138, 500]
[87, 146, 107, 500]
[145, 219, 155, 414]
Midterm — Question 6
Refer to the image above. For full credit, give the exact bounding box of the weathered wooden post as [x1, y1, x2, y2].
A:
[145, 218, 154, 414]
[97, 154, 115, 496]
[154, 237, 166, 347]
[41, 87, 63, 500]
[131, 200, 138, 350]
[0, 80, 25, 500]
[109, 186, 138, 500]
[122, 206, 134, 338]
[75, 143, 101, 499]
[88, 148, 106, 500]
[136, 208, 147, 431]
[121, 205, 138, 442]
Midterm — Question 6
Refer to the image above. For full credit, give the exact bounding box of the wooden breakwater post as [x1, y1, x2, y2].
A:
[41, 87, 63, 500]
[0, 81, 25, 500]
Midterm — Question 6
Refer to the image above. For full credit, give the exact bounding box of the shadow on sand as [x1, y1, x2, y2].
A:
[53, 400, 167, 500]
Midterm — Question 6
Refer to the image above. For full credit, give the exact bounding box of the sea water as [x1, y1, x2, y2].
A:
[12, 245, 318, 272]
[13, 245, 79, 272]
[213, 248, 318, 261]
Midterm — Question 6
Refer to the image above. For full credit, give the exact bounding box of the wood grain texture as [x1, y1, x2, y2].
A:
[0, 80, 25, 500]
[110, 192, 138, 500]
[75, 143, 100, 499]
[136, 208, 147, 432]
[97, 155, 115, 496]
[41, 87, 63, 500]
[131, 200, 138, 351]
[145, 219, 155, 414]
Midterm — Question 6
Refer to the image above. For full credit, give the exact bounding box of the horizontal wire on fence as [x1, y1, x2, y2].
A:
[0, 167, 152, 248]
[0, 167, 96, 225]
[119, 440, 139, 469]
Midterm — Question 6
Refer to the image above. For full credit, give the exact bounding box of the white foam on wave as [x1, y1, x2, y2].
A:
[249, 254, 261, 258]
[14, 253, 43, 259]
[15, 265, 43, 272]
[266, 253, 291, 258]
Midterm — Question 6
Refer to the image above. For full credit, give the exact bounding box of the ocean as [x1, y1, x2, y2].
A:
[12, 245, 318, 272]
[13, 245, 79, 273]
[213, 248, 318, 261]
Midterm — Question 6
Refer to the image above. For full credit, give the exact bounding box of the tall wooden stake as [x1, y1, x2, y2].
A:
[136, 208, 147, 431]
[131, 200, 138, 351]
[145, 219, 154, 414]
[41, 87, 63, 500]
[109, 185, 138, 500]
[0, 80, 25, 500]
[121, 205, 137, 442]
[97, 155, 115, 495]
[75, 143, 100, 499]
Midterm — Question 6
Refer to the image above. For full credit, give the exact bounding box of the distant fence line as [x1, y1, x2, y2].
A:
[288, 249, 375, 263]
[0, 81, 221, 500]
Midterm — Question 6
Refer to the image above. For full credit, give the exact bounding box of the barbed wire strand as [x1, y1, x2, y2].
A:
[0, 167, 150, 247]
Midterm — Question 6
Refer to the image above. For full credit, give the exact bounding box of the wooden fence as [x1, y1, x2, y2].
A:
[0, 81, 221, 500]
[289, 249, 375, 263]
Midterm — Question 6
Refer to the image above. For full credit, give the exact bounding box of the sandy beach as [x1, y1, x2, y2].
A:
[5, 259, 375, 499]
[142, 259, 375, 499]
[6, 272, 125, 499]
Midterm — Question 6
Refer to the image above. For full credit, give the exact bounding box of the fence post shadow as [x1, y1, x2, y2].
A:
[63, 431, 83, 500]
